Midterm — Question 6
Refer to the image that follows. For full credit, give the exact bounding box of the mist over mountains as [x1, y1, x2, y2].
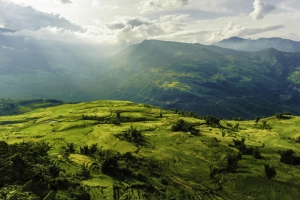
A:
[0, 32, 106, 101]
[1, 34, 300, 118]
[214, 37, 300, 53]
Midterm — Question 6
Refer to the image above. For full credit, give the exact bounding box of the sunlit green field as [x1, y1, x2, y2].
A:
[1, 100, 300, 199]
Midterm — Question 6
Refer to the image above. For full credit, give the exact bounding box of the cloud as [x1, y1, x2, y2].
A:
[57, 0, 72, 4]
[140, 0, 191, 13]
[92, 0, 118, 9]
[105, 17, 151, 30]
[159, 14, 190, 22]
[0, 1, 80, 31]
[250, 0, 277, 20]
[207, 22, 284, 43]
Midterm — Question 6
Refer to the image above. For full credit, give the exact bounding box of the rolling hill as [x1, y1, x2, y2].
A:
[1, 100, 300, 199]
[88, 40, 300, 119]
[214, 37, 300, 53]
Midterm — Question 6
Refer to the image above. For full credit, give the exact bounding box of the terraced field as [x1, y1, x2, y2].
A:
[1, 100, 300, 199]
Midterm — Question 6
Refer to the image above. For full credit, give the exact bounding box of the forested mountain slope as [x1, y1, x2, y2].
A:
[88, 40, 300, 118]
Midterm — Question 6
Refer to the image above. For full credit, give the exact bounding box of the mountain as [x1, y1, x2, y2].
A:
[214, 37, 300, 52]
[1, 38, 300, 119]
[1, 100, 300, 199]
[0, 33, 104, 101]
[88, 40, 300, 119]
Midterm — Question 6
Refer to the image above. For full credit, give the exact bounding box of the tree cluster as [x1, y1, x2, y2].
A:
[204, 116, 220, 127]
[230, 138, 262, 159]
[278, 149, 300, 165]
[0, 141, 90, 199]
[171, 119, 200, 136]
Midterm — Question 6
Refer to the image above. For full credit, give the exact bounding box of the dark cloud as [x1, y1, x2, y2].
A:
[59, 0, 73, 4]
[0, 1, 80, 31]
[106, 17, 150, 30]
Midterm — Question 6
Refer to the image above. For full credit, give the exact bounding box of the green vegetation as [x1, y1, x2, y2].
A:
[0, 141, 90, 199]
[2, 39, 300, 119]
[0, 98, 63, 116]
[86, 40, 300, 119]
[1, 100, 300, 199]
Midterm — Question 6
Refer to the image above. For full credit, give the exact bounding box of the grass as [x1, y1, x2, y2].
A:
[1, 100, 300, 199]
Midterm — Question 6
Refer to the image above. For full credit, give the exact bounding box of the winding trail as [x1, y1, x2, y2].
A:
[167, 176, 203, 200]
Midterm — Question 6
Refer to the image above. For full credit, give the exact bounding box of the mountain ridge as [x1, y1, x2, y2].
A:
[88, 39, 300, 118]
[214, 37, 300, 52]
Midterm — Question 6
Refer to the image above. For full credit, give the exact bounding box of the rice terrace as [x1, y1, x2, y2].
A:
[1, 100, 300, 199]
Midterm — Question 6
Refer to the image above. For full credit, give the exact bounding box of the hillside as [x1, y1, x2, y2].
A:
[1, 100, 300, 199]
[1, 37, 300, 118]
[88, 40, 300, 119]
[214, 37, 300, 53]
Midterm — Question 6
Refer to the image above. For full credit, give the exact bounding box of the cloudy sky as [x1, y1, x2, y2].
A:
[1, 0, 300, 55]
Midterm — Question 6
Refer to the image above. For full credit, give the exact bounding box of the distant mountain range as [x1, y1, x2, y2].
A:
[214, 37, 300, 53]
[1, 36, 300, 118]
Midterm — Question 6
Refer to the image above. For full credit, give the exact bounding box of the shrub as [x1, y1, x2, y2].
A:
[264, 164, 276, 179]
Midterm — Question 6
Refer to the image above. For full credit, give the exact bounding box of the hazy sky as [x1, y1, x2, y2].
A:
[1, 0, 300, 54]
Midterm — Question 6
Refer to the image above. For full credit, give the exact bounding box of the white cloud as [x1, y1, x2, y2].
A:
[140, 0, 191, 13]
[250, 0, 277, 20]
[1, 0, 299, 52]
[0, 1, 80, 31]
[92, 0, 118, 9]
[207, 22, 284, 43]
[159, 14, 190, 22]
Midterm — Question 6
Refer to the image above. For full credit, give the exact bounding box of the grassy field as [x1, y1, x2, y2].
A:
[1, 100, 300, 199]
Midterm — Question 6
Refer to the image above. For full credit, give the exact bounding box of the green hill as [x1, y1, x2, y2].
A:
[1, 100, 300, 199]
[88, 40, 300, 119]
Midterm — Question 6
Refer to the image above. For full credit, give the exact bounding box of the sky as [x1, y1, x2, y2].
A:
[1, 0, 300, 56]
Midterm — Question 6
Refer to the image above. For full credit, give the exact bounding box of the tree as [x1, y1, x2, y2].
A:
[233, 123, 239, 131]
[275, 112, 283, 119]
[116, 111, 121, 119]
[67, 143, 76, 153]
[255, 116, 260, 123]
[226, 153, 240, 172]
[264, 164, 276, 179]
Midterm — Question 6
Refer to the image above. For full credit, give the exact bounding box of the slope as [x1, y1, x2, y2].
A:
[88, 40, 300, 119]
[1, 100, 300, 199]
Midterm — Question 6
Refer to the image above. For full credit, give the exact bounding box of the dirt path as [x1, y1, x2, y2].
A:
[167, 176, 203, 200]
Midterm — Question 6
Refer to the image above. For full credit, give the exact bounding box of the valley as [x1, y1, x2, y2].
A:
[1, 1, 300, 199]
